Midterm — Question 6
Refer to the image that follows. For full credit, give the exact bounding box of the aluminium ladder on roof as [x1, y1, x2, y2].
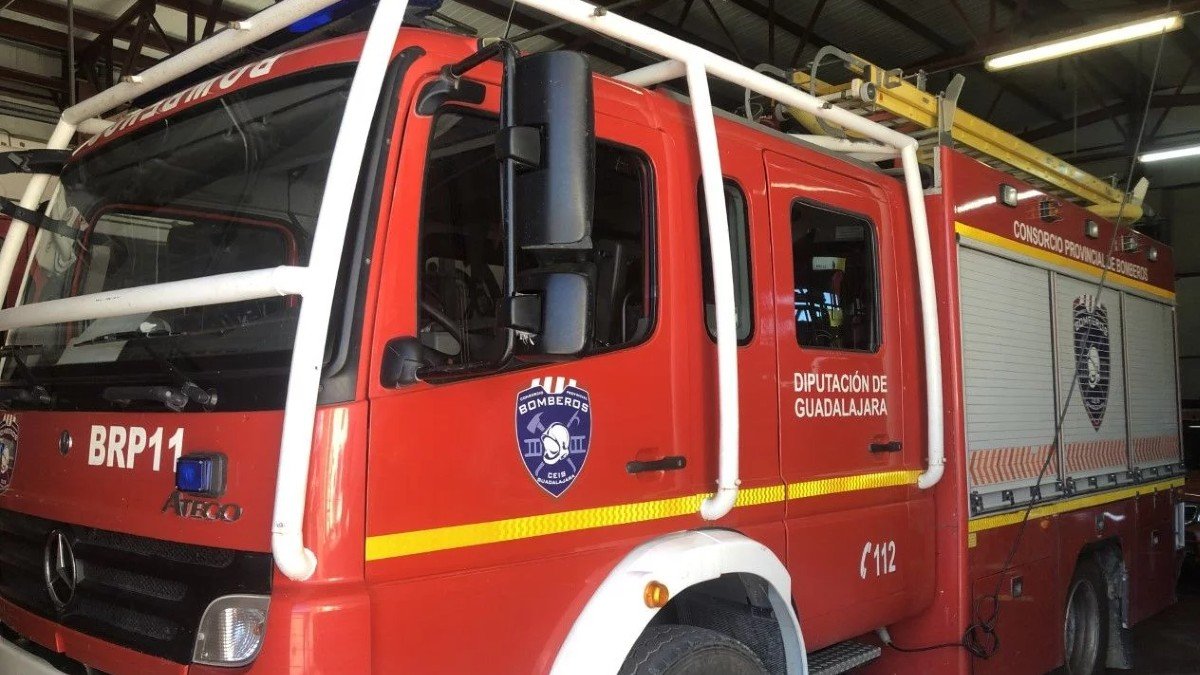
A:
[786, 54, 1143, 222]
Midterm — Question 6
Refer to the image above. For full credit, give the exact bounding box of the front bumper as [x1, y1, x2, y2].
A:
[0, 596, 184, 675]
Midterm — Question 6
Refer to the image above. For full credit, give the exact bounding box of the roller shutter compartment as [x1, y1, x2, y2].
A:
[1054, 277, 1130, 491]
[1123, 294, 1183, 478]
[959, 247, 1062, 515]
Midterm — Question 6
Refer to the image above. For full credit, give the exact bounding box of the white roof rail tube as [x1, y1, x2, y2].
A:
[615, 59, 686, 87]
[0, 266, 307, 332]
[0, 0, 352, 302]
[515, 0, 945, 494]
[900, 143, 945, 489]
[271, 0, 410, 582]
[0, 120, 77, 306]
[59, 0, 350, 125]
[685, 60, 740, 520]
[788, 135, 899, 160]
[76, 118, 114, 136]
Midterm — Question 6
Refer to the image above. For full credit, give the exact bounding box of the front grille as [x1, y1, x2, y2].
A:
[0, 508, 271, 664]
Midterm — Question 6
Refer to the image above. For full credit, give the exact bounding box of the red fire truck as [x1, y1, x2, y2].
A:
[0, 1, 1186, 674]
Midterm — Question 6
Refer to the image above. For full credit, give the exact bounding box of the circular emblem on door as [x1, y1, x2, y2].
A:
[58, 430, 72, 457]
[43, 530, 78, 609]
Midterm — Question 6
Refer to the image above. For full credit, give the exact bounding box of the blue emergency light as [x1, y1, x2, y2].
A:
[175, 453, 227, 497]
[288, 0, 444, 33]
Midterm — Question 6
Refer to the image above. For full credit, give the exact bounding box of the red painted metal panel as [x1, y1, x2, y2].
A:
[944, 149, 1174, 294]
[761, 148, 934, 650]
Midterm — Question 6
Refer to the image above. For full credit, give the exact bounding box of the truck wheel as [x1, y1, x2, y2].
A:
[619, 625, 768, 675]
[1062, 557, 1109, 675]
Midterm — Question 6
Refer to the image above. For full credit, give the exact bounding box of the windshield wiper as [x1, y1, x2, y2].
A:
[86, 333, 218, 412]
[71, 328, 173, 348]
[0, 344, 53, 406]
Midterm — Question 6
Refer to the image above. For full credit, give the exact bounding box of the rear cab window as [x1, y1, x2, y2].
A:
[790, 200, 879, 352]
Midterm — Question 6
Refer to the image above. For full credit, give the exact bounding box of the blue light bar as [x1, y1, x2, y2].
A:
[175, 453, 227, 497]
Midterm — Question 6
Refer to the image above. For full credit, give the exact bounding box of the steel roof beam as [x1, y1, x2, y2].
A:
[5, 0, 187, 53]
[1021, 92, 1200, 142]
[0, 17, 159, 71]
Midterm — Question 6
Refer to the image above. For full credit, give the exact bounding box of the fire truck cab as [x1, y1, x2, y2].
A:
[0, 2, 1186, 674]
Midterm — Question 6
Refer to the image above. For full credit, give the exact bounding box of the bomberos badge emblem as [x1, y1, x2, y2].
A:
[0, 414, 19, 494]
[515, 377, 592, 497]
[1072, 295, 1110, 430]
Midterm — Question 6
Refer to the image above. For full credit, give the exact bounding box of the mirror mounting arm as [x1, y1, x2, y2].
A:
[415, 41, 522, 382]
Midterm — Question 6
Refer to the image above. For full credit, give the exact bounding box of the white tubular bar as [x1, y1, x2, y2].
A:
[0, 267, 307, 332]
[0, 121, 77, 306]
[615, 59, 685, 86]
[76, 118, 113, 136]
[60, 0, 347, 125]
[684, 61, 739, 520]
[0, 0, 355, 302]
[789, 134, 899, 158]
[901, 144, 945, 489]
[271, 0, 410, 581]
[516, 0, 946, 503]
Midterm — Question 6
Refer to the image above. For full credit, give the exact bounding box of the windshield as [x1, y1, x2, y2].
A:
[2, 66, 353, 410]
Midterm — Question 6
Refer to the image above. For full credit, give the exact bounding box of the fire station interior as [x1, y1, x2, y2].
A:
[0, 0, 1198, 674]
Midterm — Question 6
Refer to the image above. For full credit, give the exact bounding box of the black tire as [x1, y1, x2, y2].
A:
[619, 625, 768, 675]
[1062, 557, 1109, 675]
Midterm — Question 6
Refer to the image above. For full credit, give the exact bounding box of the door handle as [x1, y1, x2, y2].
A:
[870, 440, 902, 453]
[627, 456, 687, 474]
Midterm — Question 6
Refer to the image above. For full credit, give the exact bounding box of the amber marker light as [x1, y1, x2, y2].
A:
[644, 581, 670, 608]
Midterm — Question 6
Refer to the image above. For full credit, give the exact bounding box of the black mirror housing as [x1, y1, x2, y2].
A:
[511, 51, 595, 250]
[514, 272, 591, 359]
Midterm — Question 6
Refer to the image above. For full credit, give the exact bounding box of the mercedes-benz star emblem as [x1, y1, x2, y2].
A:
[43, 530, 77, 609]
[58, 430, 72, 457]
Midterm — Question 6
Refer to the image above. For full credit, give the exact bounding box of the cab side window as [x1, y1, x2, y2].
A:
[417, 110, 655, 364]
[790, 200, 878, 351]
[698, 180, 752, 342]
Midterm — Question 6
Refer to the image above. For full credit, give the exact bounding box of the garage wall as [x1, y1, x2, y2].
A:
[1155, 180, 1200, 401]
[0, 38, 61, 200]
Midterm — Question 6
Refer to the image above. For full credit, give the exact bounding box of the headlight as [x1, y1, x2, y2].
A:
[193, 594, 269, 667]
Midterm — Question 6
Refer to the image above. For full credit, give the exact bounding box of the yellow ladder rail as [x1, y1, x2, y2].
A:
[787, 58, 1142, 222]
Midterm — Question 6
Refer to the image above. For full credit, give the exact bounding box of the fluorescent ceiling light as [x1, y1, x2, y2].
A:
[1140, 143, 1200, 163]
[984, 12, 1183, 71]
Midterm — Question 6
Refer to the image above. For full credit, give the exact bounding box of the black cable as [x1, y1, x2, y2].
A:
[887, 1, 1174, 660]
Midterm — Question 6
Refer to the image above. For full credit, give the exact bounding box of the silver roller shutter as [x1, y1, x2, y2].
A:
[959, 247, 1061, 514]
[1054, 277, 1130, 490]
[1124, 294, 1182, 476]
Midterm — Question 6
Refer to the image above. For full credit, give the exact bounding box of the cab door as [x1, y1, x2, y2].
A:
[764, 149, 932, 648]
[359, 69, 707, 671]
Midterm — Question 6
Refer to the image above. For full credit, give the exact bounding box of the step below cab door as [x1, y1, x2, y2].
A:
[763, 149, 933, 648]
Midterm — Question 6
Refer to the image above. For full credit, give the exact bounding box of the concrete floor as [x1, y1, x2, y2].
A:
[1123, 568, 1200, 674]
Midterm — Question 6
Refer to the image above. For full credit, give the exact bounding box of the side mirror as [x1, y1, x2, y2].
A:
[508, 51, 595, 250]
[506, 271, 591, 359]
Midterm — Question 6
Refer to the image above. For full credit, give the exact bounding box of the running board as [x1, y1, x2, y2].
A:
[807, 641, 881, 675]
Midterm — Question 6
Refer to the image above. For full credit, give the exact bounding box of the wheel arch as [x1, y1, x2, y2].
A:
[548, 529, 806, 675]
[1074, 537, 1132, 670]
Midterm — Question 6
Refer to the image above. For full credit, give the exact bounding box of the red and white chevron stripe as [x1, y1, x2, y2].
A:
[969, 435, 1180, 487]
[1064, 439, 1125, 474]
[1133, 435, 1180, 465]
[968, 445, 1054, 486]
